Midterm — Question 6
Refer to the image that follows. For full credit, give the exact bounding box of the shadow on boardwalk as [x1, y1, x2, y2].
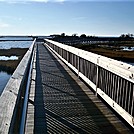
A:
[32, 44, 131, 134]
[34, 45, 47, 133]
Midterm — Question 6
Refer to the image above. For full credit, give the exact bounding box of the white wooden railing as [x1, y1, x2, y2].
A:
[45, 39, 134, 128]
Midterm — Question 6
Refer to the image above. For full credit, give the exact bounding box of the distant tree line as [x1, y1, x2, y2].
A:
[50, 33, 134, 45]
[52, 33, 134, 38]
[120, 33, 133, 38]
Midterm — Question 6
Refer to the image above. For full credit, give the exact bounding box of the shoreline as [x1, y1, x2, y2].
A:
[0, 48, 28, 73]
[74, 44, 134, 63]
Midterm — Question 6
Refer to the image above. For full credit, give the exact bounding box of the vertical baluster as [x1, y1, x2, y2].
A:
[107, 72, 110, 96]
[127, 82, 131, 114]
[95, 58, 99, 96]
[111, 74, 115, 102]
[67, 51, 69, 62]
[104, 70, 107, 94]
[109, 72, 112, 98]
[121, 79, 126, 109]
[124, 81, 128, 111]
[131, 84, 134, 116]
[78, 53, 80, 78]
[116, 76, 120, 104]
[118, 78, 123, 106]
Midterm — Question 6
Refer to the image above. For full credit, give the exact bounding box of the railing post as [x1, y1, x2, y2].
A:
[131, 84, 134, 123]
[116, 77, 120, 104]
[67, 50, 69, 62]
[53, 44, 55, 50]
[95, 57, 99, 96]
[78, 53, 80, 78]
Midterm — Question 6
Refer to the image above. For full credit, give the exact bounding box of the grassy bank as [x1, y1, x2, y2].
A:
[0, 48, 28, 56]
[0, 48, 28, 74]
[74, 44, 134, 63]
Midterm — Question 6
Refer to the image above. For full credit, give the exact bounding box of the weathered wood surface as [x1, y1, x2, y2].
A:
[25, 43, 132, 134]
[0, 39, 35, 134]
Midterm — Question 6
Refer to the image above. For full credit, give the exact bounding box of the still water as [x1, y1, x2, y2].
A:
[0, 71, 11, 95]
[128, 62, 134, 66]
[0, 40, 32, 95]
[0, 36, 33, 41]
[0, 41, 32, 49]
[0, 56, 18, 60]
[121, 46, 134, 51]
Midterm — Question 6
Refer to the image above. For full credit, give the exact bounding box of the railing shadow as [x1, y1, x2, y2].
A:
[37, 44, 121, 133]
[33, 44, 47, 133]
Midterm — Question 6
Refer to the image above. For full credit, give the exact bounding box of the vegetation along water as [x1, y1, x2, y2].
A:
[0, 37, 32, 95]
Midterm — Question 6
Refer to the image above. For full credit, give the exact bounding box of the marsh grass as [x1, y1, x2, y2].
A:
[74, 44, 134, 63]
[0, 48, 28, 74]
[0, 48, 28, 56]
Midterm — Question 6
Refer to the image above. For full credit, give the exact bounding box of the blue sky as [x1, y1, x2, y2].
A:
[0, 0, 134, 36]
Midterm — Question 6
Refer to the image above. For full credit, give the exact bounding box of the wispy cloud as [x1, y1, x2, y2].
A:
[1, 16, 22, 21]
[0, 22, 10, 28]
[30, 0, 66, 3]
[0, 0, 66, 3]
[0, 16, 21, 28]
[72, 17, 87, 21]
[0, 0, 133, 3]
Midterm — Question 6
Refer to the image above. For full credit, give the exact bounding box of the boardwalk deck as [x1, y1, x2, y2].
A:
[25, 43, 132, 134]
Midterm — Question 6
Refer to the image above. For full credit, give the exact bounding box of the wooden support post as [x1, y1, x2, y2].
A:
[67, 51, 69, 62]
[78, 55, 80, 78]
[95, 58, 99, 96]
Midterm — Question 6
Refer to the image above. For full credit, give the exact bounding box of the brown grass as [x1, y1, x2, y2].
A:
[75, 45, 134, 62]
[89, 48, 134, 62]
[0, 48, 28, 73]
[0, 48, 28, 57]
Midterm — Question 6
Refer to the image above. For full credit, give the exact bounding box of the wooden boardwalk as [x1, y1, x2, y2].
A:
[25, 43, 132, 134]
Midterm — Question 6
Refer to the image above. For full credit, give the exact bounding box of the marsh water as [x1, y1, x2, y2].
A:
[0, 56, 18, 60]
[0, 39, 33, 95]
[0, 72, 11, 95]
[0, 41, 32, 49]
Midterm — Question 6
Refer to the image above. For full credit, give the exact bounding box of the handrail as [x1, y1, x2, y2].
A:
[0, 38, 36, 133]
[19, 41, 36, 134]
[45, 39, 134, 128]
